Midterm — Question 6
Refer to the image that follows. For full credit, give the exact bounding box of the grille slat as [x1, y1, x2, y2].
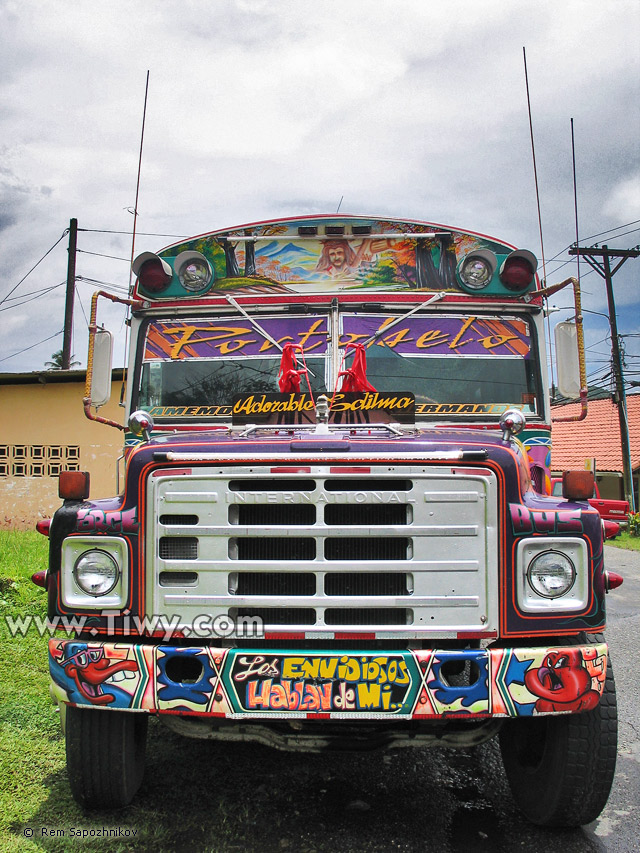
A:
[324, 479, 412, 491]
[232, 607, 315, 625]
[325, 608, 411, 626]
[231, 572, 316, 596]
[325, 538, 410, 560]
[325, 572, 410, 596]
[160, 514, 199, 526]
[324, 505, 408, 526]
[232, 537, 316, 561]
[229, 479, 316, 492]
[232, 505, 316, 525]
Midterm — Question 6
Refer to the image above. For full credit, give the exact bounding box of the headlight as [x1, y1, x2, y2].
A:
[457, 250, 497, 290]
[527, 551, 576, 598]
[73, 550, 120, 596]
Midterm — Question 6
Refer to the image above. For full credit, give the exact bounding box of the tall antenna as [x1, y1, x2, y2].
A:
[121, 71, 150, 406]
[129, 70, 150, 293]
[523, 47, 553, 390]
[571, 118, 581, 284]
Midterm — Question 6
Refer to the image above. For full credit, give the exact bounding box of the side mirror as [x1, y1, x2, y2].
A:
[554, 321, 581, 399]
[90, 328, 113, 407]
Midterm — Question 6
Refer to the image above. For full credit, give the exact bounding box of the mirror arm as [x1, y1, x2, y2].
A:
[83, 291, 143, 431]
[550, 277, 588, 423]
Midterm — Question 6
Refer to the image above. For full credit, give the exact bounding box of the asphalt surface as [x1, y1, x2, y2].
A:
[134, 543, 640, 853]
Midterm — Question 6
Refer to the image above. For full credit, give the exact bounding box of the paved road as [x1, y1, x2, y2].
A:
[131, 545, 640, 852]
[193, 545, 640, 853]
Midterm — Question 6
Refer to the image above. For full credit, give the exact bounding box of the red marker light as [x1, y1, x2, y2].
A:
[605, 571, 623, 591]
[500, 257, 534, 290]
[138, 258, 172, 293]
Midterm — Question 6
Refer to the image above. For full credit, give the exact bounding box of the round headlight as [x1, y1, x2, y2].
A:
[174, 251, 213, 293]
[527, 551, 576, 598]
[73, 550, 119, 596]
[457, 250, 497, 290]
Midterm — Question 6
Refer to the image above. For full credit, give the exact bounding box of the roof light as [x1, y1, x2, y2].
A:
[132, 252, 173, 295]
[174, 251, 213, 294]
[499, 249, 537, 291]
[457, 250, 497, 290]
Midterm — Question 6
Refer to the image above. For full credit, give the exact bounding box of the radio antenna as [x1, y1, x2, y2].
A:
[129, 70, 150, 293]
[523, 47, 553, 392]
[120, 70, 150, 407]
[571, 118, 581, 284]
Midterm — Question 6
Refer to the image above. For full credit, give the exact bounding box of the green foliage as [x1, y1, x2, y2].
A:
[606, 529, 640, 551]
[45, 350, 80, 370]
[627, 511, 640, 537]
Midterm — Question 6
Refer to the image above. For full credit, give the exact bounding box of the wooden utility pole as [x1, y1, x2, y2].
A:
[62, 217, 78, 370]
[569, 244, 639, 511]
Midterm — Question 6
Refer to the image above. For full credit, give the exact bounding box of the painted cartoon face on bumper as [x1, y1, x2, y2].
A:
[60, 644, 138, 705]
[524, 648, 600, 712]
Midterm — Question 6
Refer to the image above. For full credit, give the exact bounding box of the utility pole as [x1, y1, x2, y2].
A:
[62, 217, 78, 370]
[569, 243, 639, 511]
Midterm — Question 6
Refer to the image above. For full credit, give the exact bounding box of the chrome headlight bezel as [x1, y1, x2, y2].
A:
[62, 536, 128, 609]
[516, 537, 588, 613]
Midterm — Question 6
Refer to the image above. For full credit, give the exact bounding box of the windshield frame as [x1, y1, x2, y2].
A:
[130, 306, 545, 425]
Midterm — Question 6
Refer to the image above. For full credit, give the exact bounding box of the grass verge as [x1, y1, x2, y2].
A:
[605, 531, 640, 551]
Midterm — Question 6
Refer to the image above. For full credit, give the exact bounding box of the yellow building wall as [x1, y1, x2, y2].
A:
[0, 378, 125, 529]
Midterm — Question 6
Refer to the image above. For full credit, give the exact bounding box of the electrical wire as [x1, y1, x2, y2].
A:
[0, 329, 63, 363]
[0, 231, 67, 306]
[0, 282, 66, 312]
[77, 249, 131, 262]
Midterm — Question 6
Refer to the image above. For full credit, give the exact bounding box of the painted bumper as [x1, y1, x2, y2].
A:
[49, 639, 608, 719]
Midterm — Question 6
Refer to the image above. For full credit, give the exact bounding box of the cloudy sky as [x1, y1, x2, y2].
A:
[1, 0, 639, 393]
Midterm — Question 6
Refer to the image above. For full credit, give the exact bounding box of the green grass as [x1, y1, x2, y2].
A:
[0, 531, 325, 852]
[0, 531, 236, 852]
[605, 530, 640, 551]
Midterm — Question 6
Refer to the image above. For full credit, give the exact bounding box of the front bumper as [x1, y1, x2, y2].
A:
[49, 639, 607, 720]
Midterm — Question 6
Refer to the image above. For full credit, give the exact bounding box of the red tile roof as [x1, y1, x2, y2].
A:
[551, 393, 640, 472]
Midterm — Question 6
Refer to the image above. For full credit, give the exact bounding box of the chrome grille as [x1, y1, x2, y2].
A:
[149, 464, 498, 636]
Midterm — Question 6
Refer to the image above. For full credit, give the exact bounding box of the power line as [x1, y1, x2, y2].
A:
[0, 231, 68, 306]
[0, 329, 63, 364]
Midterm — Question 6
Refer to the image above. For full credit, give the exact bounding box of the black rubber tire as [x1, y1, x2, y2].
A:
[65, 706, 148, 809]
[499, 645, 617, 827]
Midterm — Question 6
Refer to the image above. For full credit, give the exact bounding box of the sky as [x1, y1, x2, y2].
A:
[1, 0, 639, 396]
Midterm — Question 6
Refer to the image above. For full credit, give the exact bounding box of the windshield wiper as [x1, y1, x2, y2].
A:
[225, 294, 317, 377]
[356, 291, 445, 348]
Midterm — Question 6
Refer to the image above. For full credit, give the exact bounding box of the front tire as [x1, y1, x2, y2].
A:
[65, 706, 148, 809]
[499, 650, 617, 827]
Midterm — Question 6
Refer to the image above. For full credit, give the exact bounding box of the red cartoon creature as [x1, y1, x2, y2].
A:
[58, 642, 138, 706]
[525, 648, 601, 712]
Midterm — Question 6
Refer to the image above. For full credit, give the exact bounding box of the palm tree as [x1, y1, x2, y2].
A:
[45, 349, 80, 370]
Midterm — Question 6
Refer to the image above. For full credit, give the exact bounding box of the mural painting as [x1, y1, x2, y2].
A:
[49, 640, 607, 720]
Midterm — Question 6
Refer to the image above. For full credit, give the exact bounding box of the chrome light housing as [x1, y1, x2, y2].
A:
[457, 249, 497, 290]
[62, 536, 128, 608]
[527, 550, 576, 598]
[73, 550, 119, 596]
[516, 538, 587, 613]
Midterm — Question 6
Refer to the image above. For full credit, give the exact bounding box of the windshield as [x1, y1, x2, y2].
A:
[136, 311, 540, 421]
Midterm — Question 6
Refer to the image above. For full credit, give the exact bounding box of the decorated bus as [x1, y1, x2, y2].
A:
[37, 215, 620, 826]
